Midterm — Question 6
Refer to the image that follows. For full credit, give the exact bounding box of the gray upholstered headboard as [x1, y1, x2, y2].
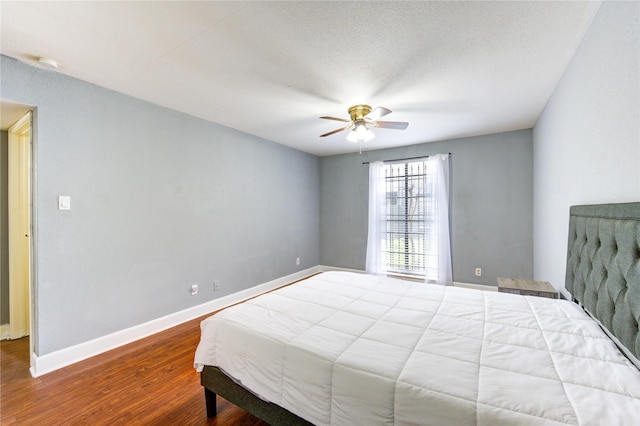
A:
[565, 202, 640, 361]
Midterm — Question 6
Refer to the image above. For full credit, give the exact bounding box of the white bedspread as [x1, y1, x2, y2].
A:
[194, 271, 640, 425]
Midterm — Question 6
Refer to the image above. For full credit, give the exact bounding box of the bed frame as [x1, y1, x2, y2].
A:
[201, 365, 311, 425]
[201, 202, 640, 422]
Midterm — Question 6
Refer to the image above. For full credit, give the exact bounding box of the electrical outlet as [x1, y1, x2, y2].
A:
[213, 281, 220, 291]
[191, 284, 198, 295]
[296, 257, 301, 266]
[475, 268, 482, 277]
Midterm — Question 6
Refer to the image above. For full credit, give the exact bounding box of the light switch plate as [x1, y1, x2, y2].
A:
[58, 195, 71, 210]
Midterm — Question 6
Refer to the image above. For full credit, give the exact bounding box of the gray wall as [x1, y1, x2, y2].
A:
[320, 130, 533, 286]
[0, 55, 320, 355]
[533, 1, 639, 290]
[1, 130, 8, 324]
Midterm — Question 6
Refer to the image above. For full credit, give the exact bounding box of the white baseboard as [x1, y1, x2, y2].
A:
[0, 324, 10, 340]
[453, 281, 498, 292]
[317, 267, 498, 292]
[29, 267, 499, 377]
[319, 267, 498, 292]
[30, 266, 322, 377]
[317, 265, 365, 274]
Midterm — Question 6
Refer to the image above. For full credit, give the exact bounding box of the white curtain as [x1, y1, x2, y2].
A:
[366, 156, 452, 285]
[425, 154, 452, 285]
[365, 161, 386, 275]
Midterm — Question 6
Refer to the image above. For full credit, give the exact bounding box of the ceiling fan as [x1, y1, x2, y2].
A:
[320, 104, 409, 143]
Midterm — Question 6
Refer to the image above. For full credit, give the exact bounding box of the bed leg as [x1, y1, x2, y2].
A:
[204, 387, 217, 418]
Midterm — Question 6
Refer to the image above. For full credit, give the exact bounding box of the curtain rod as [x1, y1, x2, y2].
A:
[362, 153, 452, 165]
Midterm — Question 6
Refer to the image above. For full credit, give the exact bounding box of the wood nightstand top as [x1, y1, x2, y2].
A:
[497, 278, 556, 293]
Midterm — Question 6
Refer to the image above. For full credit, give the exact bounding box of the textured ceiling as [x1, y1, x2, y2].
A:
[1, 1, 601, 156]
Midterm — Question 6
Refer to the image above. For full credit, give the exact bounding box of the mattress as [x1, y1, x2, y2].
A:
[194, 271, 640, 425]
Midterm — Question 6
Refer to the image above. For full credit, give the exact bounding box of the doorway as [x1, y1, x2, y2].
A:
[1, 102, 34, 373]
[8, 111, 32, 340]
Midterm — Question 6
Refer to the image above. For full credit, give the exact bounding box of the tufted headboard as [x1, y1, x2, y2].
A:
[565, 202, 640, 361]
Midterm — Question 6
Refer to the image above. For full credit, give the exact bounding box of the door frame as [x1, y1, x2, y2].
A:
[8, 111, 32, 342]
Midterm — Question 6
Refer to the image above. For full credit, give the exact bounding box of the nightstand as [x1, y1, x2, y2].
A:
[497, 278, 558, 299]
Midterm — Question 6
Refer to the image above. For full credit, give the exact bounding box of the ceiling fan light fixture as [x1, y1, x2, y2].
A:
[347, 123, 375, 143]
[320, 104, 407, 145]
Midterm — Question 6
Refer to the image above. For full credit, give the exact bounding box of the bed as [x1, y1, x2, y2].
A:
[194, 202, 640, 425]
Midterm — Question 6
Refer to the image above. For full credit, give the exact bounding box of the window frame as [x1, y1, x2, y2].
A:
[379, 159, 435, 279]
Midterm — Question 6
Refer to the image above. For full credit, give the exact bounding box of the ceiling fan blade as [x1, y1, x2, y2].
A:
[374, 121, 409, 130]
[320, 116, 351, 123]
[366, 106, 392, 121]
[320, 125, 351, 137]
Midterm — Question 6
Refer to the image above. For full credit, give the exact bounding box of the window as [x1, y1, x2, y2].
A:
[366, 154, 452, 285]
[382, 160, 432, 277]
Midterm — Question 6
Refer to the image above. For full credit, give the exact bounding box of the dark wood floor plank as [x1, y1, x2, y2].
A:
[0, 314, 268, 425]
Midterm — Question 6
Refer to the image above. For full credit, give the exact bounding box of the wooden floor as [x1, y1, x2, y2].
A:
[0, 316, 269, 425]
